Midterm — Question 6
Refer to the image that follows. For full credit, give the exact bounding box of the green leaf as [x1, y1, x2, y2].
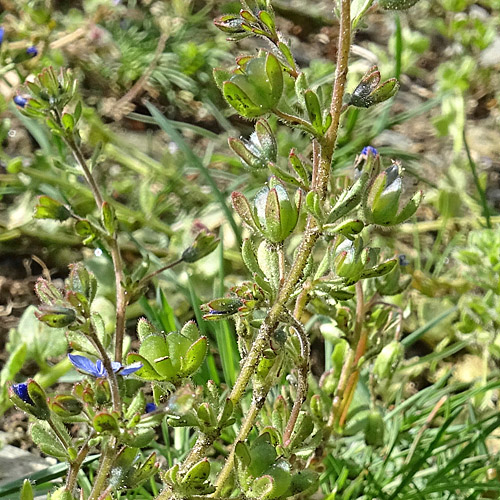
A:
[222, 80, 263, 118]
[181, 459, 210, 487]
[180, 337, 208, 377]
[304, 90, 322, 133]
[20, 480, 34, 500]
[93, 411, 119, 434]
[31, 422, 68, 460]
[126, 353, 162, 381]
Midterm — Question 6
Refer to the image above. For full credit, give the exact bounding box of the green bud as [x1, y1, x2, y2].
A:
[68, 263, 97, 305]
[363, 162, 422, 226]
[181, 223, 219, 263]
[48, 487, 77, 500]
[50, 395, 83, 417]
[348, 65, 399, 108]
[93, 411, 120, 434]
[214, 14, 249, 39]
[364, 410, 385, 446]
[34, 196, 71, 221]
[101, 202, 116, 236]
[332, 237, 366, 281]
[228, 119, 277, 169]
[254, 177, 300, 243]
[35, 306, 76, 328]
[197, 402, 217, 428]
[379, 0, 421, 9]
[373, 341, 404, 380]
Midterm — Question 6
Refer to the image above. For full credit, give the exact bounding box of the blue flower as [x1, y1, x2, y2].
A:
[0, 27, 4, 46]
[361, 146, 378, 156]
[145, 402, 157, 413]
[13, 95, 28, 108]
[26, 46, 38, 57]
[398, 254, 409, 267]
[12, 383, 34, 405]
[68, 353, 142, 378]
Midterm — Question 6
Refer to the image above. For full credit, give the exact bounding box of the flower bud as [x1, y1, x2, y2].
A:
[348, 66, 399, 108]
[214, 14, 249, 37]
[14, 95, 29, 108]
[379, 0, 421, 9]
[229, 119, 277, 169]
[253, 177, 300, 243]
[9, 380, 50, 420]
[363, 162, 422, 226]
[34, 195, 71, 221]
[373, 341, 404, 380]
[50, 395, 83, 417]
[181, 222, 219, 263]
[332, 237, 367, 281]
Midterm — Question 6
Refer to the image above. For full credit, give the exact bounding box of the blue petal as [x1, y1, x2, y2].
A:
[110, 361, 123, 373]
[361, 146, 378, 156]
[118, 362, 143, 376]
[13, 96, 28, 108]
[12, 383, 34, 405]
[68, 354, 100, 377]
[0, 27, 4, 46]
[95, 359, 107, 377]
[26, 46, 38, 57]
[145, 403, 157, 413]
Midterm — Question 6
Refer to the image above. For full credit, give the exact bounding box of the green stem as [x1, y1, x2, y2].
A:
[66, 434, 93, 493]
[65, 136, 128, 363]
[272, 108, 317, 136]
[138, 258, 184, 287]
[282, 317, 310, 446]
[176, 0, 352, 480]
[87, 325, 121, 413]
[88, 437, 117, 500]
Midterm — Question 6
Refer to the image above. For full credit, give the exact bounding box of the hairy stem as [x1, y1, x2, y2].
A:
[65, 136, 128, 363]
[88, 437, 117, 500]
[283, 318, 310, 446]
[88, 325, 121, 413]
[177, 0, 352, 478]
[66, 433, 93, 493]
[213, 396, 266, 495]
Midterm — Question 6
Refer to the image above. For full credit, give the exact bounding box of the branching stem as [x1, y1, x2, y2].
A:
[173, 0, 352, 491]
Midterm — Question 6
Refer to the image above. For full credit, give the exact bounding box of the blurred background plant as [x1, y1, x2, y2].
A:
[0, 0, 499, 499]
